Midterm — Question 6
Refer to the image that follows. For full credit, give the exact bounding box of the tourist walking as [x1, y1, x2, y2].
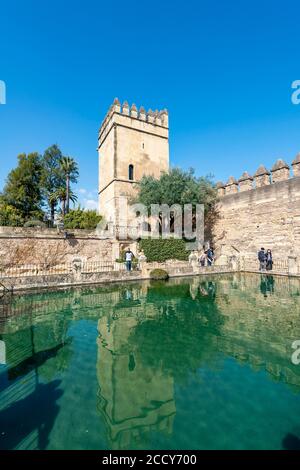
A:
[266, 249, 273, 271]
[125, 248, 135, 272]
[258, 247, 266, 271]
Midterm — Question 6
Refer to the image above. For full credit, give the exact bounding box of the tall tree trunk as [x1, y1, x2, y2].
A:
[62, 198, 66, 216]
[50, 202, 55, 226]
[66, 174, 70, 214]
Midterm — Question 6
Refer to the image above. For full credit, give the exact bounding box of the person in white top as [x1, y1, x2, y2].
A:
[125, 248, 135, 272]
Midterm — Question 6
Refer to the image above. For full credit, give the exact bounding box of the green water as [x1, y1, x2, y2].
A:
[1, 273, 300, 450]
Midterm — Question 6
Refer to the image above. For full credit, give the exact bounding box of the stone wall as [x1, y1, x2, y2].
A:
[213, 156, 300, 259]
[98, 98, 169, 225]
[0, 227, 114, 266]
[1, 270, 142, 292]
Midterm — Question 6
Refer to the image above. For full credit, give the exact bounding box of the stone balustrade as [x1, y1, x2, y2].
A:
[217, 155, 300, 197]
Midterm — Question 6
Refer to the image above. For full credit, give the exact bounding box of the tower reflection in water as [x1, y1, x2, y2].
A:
[96, 284, 176, 450]
[94, 274, 300, 449]
[94, 277, 224, 449]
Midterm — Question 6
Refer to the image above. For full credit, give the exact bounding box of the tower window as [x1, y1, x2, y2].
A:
[129, 164, 134, 181]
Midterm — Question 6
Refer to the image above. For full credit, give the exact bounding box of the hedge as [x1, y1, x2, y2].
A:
[139, 238, 190, 262]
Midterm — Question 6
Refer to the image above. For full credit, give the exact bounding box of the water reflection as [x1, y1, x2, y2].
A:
[282, 433, 300, 450]
[1, 274, 300, 449]
[260, 275, 275, 297]
[0, 380, 63, 450]
[0, 311, 72, 449]
[94, 275, 300, 449]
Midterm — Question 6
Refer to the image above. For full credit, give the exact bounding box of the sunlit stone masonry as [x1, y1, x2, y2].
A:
[98, 98, 169, 227]
[213, 155, 300, 258]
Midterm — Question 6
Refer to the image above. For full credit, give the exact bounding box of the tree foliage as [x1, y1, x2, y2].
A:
[134, 168, 217, 239]
[2, 153, 44, 221]
[59, 156, 79, 214]
[135, 167, 216, 214]
[0, 146, 80, 226]
[41, 145, 66, 223]
[53, 187, 78, 216]
[0, 196, 24, 226]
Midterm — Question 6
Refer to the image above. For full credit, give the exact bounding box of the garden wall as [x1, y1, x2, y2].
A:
[0, 226, 114, 266]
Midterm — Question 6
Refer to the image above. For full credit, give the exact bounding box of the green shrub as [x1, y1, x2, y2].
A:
[150, 268, 169, 280]
[63, 208, 102, 229]
[0, 198, 24, 226]
[139, 238, 190, 262]
[24, 219, 46, 228]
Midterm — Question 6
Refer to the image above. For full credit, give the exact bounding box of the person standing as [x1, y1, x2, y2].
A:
[258, 247, 266, 271]
[199, 251, 206, 267]
[125, 248, 135, 272]
[207, 247, 214, 267]
[266, 249, 273, 271]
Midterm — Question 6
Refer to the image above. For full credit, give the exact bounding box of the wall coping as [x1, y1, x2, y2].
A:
[0, 226, 110, 240]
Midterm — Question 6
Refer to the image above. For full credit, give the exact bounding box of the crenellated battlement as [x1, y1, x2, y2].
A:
[98, 98, 169, 223]
[216, 154, 300, 197]
[98, 98, 169, 142]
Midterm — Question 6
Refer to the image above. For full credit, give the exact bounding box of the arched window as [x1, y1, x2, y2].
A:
[129, 164, 134, 181]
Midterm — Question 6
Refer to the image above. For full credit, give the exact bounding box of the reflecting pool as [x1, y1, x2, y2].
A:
[1, 273, 300, 450]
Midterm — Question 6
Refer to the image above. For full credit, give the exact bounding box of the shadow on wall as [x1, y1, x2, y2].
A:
[65, 233, 79, 247]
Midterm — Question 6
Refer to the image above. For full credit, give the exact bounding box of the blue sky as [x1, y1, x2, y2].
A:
[1, 0, 300, 209]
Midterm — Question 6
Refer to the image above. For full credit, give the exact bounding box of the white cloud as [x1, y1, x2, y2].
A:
[83, 199, 98, 211]
[77, 188, 99, 211]
[79, 188, 98, 198]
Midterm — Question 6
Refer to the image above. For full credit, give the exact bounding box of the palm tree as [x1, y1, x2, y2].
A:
[41, 144, 65, 226]
[60, 157, 79, 214]
[48, 192, 59, 226]
[55, 188, 78, 216]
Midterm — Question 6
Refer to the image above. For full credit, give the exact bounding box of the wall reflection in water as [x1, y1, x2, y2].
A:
[1, 273, 300, 449]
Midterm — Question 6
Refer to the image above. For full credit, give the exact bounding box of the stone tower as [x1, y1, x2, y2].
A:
[98, 98, 169, 226]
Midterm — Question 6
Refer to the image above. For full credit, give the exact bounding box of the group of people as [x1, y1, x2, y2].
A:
[199, 247, 215, 267]
[258, 247, 273, 271]
[128, 246, 274, 273]
[126, 246, 217, 272]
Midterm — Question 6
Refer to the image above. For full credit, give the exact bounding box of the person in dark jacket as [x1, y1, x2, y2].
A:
[258, 247, 266, 271]
[266, 249, 273, 271]
[206, 248, 214, 266]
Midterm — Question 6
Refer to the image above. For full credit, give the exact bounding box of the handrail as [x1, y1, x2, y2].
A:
[0, 280, 11, 298]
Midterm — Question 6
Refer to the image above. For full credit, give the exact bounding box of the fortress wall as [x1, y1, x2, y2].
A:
[213, 156, 300, 258]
